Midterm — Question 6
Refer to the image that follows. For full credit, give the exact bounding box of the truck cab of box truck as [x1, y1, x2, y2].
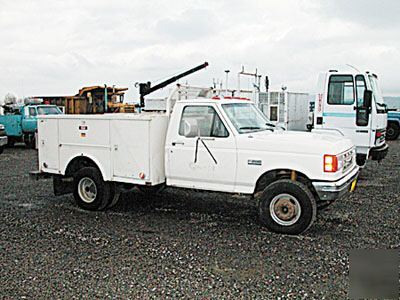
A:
[312, 70, 388, 166]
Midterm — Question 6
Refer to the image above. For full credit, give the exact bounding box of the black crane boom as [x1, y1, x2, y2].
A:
[138, 62, 209, 107]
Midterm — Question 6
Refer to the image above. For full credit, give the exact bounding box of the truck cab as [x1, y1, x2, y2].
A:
[0, 104, 62, 148]
[312, 71, 388, 166]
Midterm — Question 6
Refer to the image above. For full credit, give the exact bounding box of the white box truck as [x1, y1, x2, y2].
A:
[32, 96, 359, 234]
[312, 70, 388, 165]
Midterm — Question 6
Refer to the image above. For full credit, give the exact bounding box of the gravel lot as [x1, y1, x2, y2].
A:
[0, 141, 399, 299]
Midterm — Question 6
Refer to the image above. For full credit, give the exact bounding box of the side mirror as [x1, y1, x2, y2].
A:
[183, 119, 199, 138]
[363, 90, 372, 109]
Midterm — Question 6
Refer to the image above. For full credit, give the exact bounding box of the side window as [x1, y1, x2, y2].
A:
[355, 75, 366, 107]
[29, 107, 37, 117]
[179, 106, 229, 138]
[328, 75, 355, 105]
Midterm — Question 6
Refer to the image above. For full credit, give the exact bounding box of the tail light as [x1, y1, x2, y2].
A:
[324, 154, 338, 172]
[375, 130, 385, 143]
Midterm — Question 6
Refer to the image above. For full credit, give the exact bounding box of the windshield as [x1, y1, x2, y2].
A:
[368, 75, 385, 111]
[222, 102, 273, 133]
[37, 106, 62, 115]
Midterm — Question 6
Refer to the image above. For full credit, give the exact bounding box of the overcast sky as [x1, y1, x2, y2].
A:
[0, 0, 399, 102]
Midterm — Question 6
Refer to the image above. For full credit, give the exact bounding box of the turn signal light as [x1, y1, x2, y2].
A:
[324, 155, 338, 172]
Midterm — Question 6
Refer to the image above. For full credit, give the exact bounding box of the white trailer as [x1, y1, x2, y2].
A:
[258, 91, 310, 131]
[33, 96, 359, 235]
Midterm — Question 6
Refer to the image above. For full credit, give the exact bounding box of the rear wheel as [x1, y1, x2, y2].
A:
[107, 183, 121, 209]
[24, 134, 36, 149]
[0, 146, 4, 154]
[258, 179, 317, 235]
[7, 138, 15, 147]
[73, 167, 110, 211]
[386, 122, 400, 140]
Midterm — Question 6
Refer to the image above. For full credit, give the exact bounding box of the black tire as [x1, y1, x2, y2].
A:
[7, 138, 15, 147]
[0, 146, 3, 154]
[25, 136, 36, 149]
[107, 183, 121, 209]
[258, 179, 317, 235]
[386, 122, 400, 141]
[356, 154, 367, 167]
[73, 167, 111, 211]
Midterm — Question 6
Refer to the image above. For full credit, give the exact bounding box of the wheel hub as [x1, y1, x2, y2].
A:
[78, 177, 97, 204]
[269, 194, 301, 226]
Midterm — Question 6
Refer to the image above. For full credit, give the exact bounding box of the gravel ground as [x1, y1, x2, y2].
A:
[0, 141, 399, 299]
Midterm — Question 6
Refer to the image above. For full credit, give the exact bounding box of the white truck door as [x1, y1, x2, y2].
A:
[166, 105, 237, 192]
[318, 74, 370, 151]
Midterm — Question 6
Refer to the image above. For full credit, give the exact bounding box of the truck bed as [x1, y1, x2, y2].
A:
[37, 113, 169, 185]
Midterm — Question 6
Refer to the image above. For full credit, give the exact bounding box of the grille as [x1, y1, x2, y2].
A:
[342, 148, 355, 173]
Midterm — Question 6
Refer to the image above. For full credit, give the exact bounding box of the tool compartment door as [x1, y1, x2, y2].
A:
[111, 119, 150, 182]
[38, 118, 59, 171]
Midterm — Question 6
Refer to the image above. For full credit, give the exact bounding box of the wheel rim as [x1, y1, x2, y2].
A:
[78, 177, 97, 203]
[269, 193, 301, 226]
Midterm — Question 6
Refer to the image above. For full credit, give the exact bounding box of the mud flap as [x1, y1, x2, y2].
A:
[53, 175, 73, 196]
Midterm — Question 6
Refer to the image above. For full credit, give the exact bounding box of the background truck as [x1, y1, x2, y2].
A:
[0, 103, 63, 148]
[33, 96, 359, 235]
[311, 70, 388, 166]
[386, 110, 400, 140]
[258, 91, 310, 131]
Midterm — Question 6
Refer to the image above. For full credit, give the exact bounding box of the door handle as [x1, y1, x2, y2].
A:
[172, 141, 184, 146]
[201, 137, 215, 141]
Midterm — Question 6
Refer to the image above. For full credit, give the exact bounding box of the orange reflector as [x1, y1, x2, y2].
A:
[139, 172, 145, 179]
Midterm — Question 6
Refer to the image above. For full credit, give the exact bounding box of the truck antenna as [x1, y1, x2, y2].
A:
[346, 64, 360, 72]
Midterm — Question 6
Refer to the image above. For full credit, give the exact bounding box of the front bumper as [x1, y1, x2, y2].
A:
[369, 143, 388, 161]
[312, 166, 359, 201]
[0, 136, 7, 147]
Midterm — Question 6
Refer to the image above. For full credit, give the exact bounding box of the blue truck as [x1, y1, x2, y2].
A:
[387, 110, 400, 140]
[0, 103, 63, 148]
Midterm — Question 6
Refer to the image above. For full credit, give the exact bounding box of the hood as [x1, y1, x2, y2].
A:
[239, 130, 354, 155]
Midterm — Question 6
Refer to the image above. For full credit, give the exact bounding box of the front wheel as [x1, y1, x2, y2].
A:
[0, 146, 4, 154]
[386, 122, 400, 140]
[73, 167, 111, 211]
[258, 179, 317, 235]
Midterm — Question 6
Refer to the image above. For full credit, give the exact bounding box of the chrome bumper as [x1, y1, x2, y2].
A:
[312, 166, 359, 201]
[0, 136, 7, 147]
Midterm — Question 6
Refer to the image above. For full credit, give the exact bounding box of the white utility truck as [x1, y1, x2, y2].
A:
[312, 70, 388, 166]
[33, 96, 359, 234]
